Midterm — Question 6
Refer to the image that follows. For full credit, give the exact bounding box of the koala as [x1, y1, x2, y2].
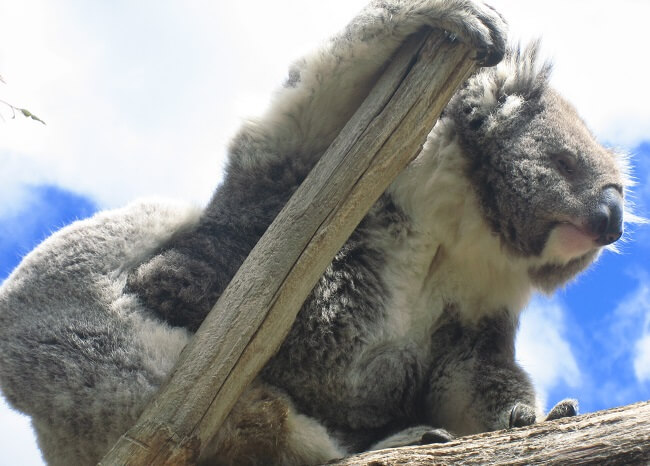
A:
[0, 1, 631, 465]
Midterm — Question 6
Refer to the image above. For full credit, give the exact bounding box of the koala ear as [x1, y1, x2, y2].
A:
[491, 40, 553, 107]
[456, 40, 552, 131]
[449, 41, 551, 133]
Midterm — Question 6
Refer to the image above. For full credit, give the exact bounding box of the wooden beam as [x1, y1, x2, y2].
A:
[100, 29, 477, 465]
[329, 401, 650, 465]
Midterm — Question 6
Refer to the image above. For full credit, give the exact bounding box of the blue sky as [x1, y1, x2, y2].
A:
[1, 1, 649, 464]
[522, 142, 650, 413]
[0, 186, 96, 277]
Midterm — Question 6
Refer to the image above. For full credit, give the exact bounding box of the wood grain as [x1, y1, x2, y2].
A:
[329, 401, 650, 465]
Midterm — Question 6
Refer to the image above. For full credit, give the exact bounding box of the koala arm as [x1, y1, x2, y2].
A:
[128, 0, 507, 331]
[225, 0, 507, 191]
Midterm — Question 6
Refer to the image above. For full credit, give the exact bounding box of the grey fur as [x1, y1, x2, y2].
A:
[0, 1, 631, 465]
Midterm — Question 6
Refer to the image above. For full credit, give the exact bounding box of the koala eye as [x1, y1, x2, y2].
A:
[551, 152, 578, 178]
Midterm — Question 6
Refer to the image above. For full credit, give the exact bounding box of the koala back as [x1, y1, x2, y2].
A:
[0, 200, 199, 464]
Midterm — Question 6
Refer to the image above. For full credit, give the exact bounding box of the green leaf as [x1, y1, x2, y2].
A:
[18, 107, 46, 125]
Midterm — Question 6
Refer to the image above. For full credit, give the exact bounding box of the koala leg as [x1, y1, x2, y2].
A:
[427, 308, 539, 435]
[201, 381, 345, 466]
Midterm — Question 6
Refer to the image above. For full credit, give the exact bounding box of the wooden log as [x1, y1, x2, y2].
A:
[329, 401, 650, 465]
[100, 29, 477, 465]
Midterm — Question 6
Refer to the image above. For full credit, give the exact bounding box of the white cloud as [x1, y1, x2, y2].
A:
[635, 335, 650, 382]
[612, 276, 650, 383]
[490, 0, 650, 148]
[0, 0, 368, 212]
[0, 153, 44, 218]
[516, 295, 581, 411]
[1, 0, 649, 214]
[0, 397, 44, 466]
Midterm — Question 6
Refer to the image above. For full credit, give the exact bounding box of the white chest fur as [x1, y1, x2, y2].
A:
[376, 122, 534, 350]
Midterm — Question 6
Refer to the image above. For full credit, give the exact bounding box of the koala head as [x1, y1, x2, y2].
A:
[445, 42, 630, 292]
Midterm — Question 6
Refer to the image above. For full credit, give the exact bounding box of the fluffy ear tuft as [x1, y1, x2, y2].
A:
[494, 40, 553, 103]
[453, 40, 553, 124]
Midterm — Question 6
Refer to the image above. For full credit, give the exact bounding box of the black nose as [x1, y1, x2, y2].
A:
[589, 187, 624, 246]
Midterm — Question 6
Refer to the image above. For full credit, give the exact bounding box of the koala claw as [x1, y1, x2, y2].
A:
[444, 30, 459, 43]
[509, 402, 537, 428]
[420, 428, 455, 444]
[386, 0, 507, 67]
[545, 398, 579, 421]
[477, 4, 508, 67]
[444, 1, 508, 67]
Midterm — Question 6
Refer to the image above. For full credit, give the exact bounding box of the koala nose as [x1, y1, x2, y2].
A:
[589, 186, 624, 246]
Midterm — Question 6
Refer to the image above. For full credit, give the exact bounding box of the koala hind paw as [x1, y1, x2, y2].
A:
[509, 402, 536, 428]
[545, 398, 579, 421]
[369, 425, 453, 450]
[420, 428, 455, 444]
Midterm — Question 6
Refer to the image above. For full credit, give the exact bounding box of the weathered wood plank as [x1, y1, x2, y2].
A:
[100, 29, 476, 465]
[329, 401, 650, 465]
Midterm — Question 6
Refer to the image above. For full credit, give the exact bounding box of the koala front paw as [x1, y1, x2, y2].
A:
[386, 0, 507, 67]
[545, 398, 578, 421]
[509, 402, 536, 428]
[432, 0, 508, 67]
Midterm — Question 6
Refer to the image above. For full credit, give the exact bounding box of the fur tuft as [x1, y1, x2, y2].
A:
[495, 40, 553, 102]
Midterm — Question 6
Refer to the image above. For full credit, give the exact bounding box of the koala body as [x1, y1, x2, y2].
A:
[0, 1, 629, 465]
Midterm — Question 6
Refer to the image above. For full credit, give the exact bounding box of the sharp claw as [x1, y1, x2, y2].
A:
[445, 31, 458, 43]
[480, 50, 504, 67]
[420, 428, 454, 444]
[509, 403, 536, 428]
[474, 50, 487, 62]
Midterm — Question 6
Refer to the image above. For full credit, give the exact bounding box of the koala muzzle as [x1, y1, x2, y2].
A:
[589, 186, 624, 246]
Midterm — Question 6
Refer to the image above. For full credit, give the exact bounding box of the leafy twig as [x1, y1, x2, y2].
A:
[0, 98, 46, 125]
[0, 75, 46, 125]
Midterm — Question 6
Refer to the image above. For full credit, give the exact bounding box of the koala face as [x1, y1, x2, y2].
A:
[446, 45, 627, 291]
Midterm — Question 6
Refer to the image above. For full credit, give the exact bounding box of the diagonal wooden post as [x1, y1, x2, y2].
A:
[100, 29, 477, 465]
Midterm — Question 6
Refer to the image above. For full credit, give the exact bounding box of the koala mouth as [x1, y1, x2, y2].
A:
[544, 222, 600, 263]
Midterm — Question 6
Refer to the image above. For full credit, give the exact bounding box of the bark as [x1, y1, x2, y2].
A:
[330, 401, 650, 465]
[100, 29, 477, 465]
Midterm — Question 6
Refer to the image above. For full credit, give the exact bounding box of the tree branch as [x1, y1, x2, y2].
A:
[329, 401, 650, 465]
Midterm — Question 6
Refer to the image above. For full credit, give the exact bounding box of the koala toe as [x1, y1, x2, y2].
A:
[509, 402, 536, 428]
[420, 428, 455, 444]
[545, 398, 579, 421]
